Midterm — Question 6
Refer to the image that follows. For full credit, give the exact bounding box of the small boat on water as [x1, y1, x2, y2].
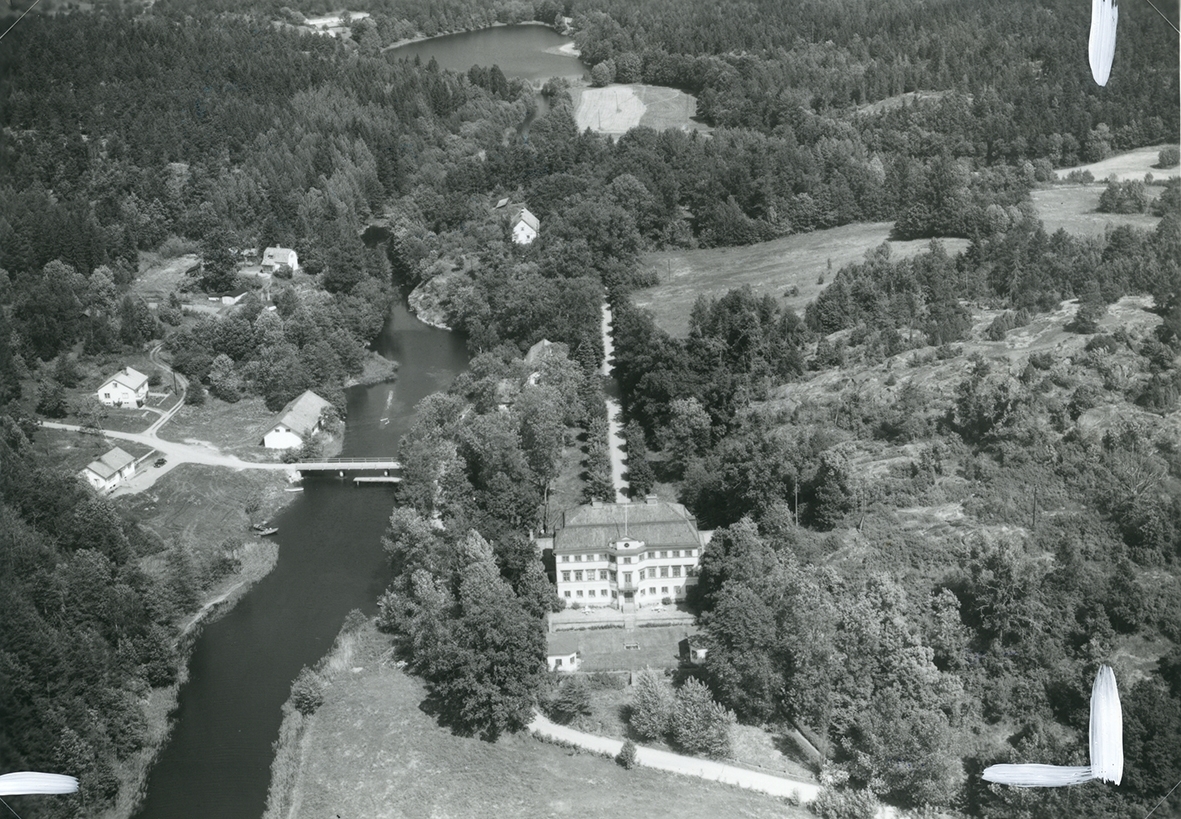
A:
[379, 388, 393, 426]
[251, 523, 279, 535]
[256, 527, 279, 536]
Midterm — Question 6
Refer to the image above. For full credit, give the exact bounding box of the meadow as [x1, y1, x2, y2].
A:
[634, 223, 969, 337]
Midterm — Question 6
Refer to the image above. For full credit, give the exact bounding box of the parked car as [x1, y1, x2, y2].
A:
[154, 457, 167, 468]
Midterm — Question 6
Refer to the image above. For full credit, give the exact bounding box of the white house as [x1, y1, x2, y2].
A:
[546, 633, 581, 672]
[97, 367, 149, 408]
[261, 390, 331, 449]
[510, 205, 539, 245]
[545, 495, 711, 611]
[261, 246, 299, 275]
[80, 447, 137, 492]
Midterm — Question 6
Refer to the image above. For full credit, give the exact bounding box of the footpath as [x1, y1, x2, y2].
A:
[528, 711, 821, 804]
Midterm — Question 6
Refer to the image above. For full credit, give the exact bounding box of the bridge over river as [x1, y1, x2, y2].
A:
[295, 457, 402, 472]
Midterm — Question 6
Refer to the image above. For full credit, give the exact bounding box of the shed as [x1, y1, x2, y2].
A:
[546, 632, 582, 672]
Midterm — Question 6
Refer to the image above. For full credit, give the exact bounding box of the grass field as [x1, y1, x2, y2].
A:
[270, 625, 808, 819]
[1030, 185, 1165, 237]
[1056, 144, 1180, 182]
[634, 223, 971, 337]
[571, 84, 708, 135]
[132, 252, 200, 304]
[163, 396, 282, 458]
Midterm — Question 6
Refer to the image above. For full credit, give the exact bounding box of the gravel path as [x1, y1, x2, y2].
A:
[528, 711, 821, 803]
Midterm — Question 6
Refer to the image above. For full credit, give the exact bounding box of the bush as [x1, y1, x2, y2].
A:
[158, 235, 199, 258]
[629, 667, 674, 740]
[290, 666, 326, 715]
[616, 738, 638, 769]
[1158, 146, 1180, 168]
[184, 383, 206, 405]
[35, 380, 69, 418]
[670, 677, 735, 759]
[547, 676, 592, 724]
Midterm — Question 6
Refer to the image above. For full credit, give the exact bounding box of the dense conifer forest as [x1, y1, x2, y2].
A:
[1, 0, 1178, 815]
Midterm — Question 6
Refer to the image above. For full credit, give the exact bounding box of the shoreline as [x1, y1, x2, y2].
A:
[100, 469, 294, 819]
[383, 19, 569, 53]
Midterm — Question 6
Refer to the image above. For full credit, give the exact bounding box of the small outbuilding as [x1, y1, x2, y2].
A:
[546, 632, 581, 672]
[97, 367, 149, 408]
[262, 390, 331, 450]
[80, 447, 137, 492]
[221, 288, 249, 306]
[261, 246, 299, 276]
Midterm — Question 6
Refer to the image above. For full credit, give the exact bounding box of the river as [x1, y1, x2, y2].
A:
[131, 302, 469, 819]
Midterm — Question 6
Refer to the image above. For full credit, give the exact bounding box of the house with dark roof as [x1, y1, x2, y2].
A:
[261, 390, 331, 449]
[80, 447, 137, 492]
[509, 205, 539, 245]
[96, 367, 149, 408]
[545, 496, 711, 611]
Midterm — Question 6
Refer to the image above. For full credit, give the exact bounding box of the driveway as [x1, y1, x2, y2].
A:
[528, 711, 820, 804]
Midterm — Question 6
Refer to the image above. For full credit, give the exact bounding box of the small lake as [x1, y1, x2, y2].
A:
[387, 24, 587, 84]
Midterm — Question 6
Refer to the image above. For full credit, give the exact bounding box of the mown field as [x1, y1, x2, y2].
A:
[634, 223, 970, 337]
[275, 625, 809, 819]
[571, 83, 708, 135]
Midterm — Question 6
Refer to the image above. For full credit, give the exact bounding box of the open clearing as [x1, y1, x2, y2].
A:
[131, 252, 200, 304]
[634, 223, 970, 337]
[571, 83, 708, 135]
[854, 90, 953, 116]
[1056, 143, 1180, 182]
[281, 626, 806, 819]
[1030, 184, 1165, 237]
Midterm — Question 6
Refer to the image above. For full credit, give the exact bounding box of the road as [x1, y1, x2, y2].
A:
[145, 343, 188, 436]
[528, 711, 820, 803]
[601, 301, 629, 502]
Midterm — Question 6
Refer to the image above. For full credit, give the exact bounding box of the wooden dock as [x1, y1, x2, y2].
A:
[353, 476, 402, 485]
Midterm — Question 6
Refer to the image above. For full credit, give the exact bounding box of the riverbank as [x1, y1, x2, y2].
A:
[100, 465, 294, 819]
[344, 350, 399, 388]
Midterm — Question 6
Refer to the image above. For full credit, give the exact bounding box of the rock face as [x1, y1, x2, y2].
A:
[407, 274, 458, 330]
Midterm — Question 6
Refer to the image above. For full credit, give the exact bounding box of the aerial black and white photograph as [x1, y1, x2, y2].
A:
[0, 0, 1178, 817]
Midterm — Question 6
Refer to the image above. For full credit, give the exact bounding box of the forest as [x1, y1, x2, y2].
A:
[1, 0, 1179, 815]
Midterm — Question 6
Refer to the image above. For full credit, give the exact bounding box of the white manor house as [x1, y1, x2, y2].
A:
[540, 496, 712, 611]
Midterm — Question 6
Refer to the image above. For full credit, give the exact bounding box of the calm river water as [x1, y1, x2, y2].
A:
[132, 302, 469, 819]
